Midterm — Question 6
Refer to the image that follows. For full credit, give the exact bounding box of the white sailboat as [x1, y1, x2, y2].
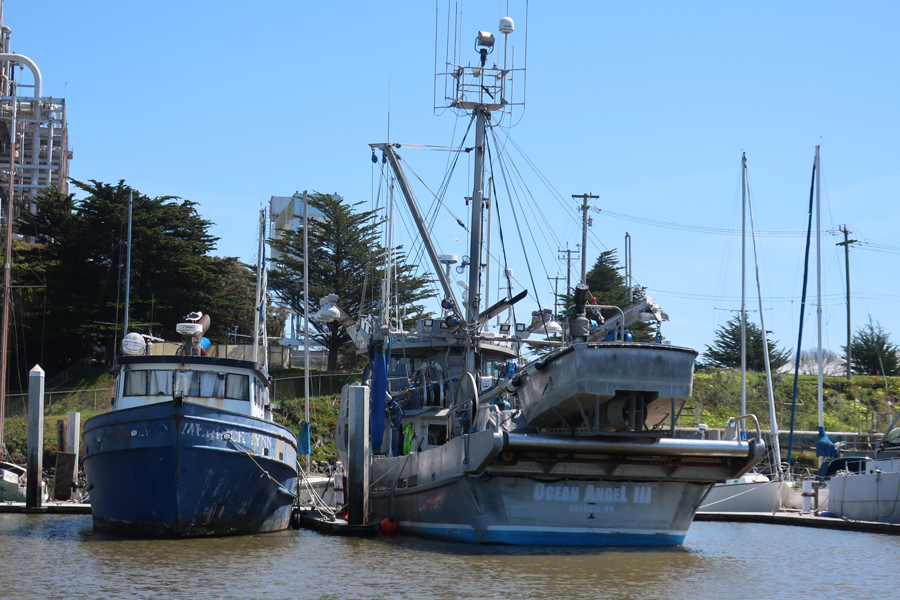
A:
[698, 153, 788, 514]
[780, 146, 836, 512]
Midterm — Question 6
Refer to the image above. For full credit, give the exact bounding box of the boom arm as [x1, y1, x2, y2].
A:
[587, 294, 669, 341]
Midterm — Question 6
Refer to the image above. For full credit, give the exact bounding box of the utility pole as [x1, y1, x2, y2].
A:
[547, 275, 565, 319]
[624, 232, 633, 303]
[836, 224, 858, 381]
[573, 193, 599, 283]
[558, 246, 579, 308]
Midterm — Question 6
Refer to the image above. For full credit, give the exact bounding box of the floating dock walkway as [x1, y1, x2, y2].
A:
[695, 510, 900, 536]
[291, 507, 377, 537]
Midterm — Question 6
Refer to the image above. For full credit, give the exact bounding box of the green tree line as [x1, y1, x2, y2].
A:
[6, 180, 261, 386]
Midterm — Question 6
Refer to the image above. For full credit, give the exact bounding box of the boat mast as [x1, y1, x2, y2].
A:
[815, 145, 823, 429]
[745, 154, 783, 477]
[302, 191, 310, 474]
[465, 105, 487, 373]
[253, 208, 266, 367]
[123, 190, 133, 335]
[741, 154, 747, 422]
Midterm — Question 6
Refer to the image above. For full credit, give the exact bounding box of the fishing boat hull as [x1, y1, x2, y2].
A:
[373, 474, 707, 545]
[366, 429, 764, 545]
[83, 400, 298, 537]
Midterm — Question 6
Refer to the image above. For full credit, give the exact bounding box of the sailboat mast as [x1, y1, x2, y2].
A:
[746, 156, 783, 476]
[815, 145, 823, 428]
[741, 153, 747, 420]
[302, 191, 310, 475]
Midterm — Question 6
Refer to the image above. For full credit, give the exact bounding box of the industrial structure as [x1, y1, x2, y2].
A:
[0, 5, 72, 221]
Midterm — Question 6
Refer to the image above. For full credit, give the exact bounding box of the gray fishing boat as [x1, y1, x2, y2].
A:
[331, 12, 764, 545]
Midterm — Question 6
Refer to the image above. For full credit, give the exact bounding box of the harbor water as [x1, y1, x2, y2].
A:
[1, 515, 895, 599]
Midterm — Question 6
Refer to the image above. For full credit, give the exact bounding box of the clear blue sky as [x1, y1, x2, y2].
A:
[6, 1, 900, 359]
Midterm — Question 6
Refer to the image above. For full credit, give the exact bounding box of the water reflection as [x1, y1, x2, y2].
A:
[1, 516, 897, 600]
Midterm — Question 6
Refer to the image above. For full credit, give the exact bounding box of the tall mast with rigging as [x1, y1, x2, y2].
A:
[744, 154, 783, 477]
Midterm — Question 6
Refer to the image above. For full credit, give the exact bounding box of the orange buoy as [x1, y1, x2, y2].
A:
[380, 517, 398, 535]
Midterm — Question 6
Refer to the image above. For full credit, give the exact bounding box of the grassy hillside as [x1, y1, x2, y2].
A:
[270, 369, 361, 463]
[5, 364, 892, 466]
[691, 369, 897, 432]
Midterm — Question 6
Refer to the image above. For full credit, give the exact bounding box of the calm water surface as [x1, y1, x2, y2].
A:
[1, 514, 895, 600]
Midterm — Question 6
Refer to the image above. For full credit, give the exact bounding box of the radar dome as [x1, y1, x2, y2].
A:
[499, 17, 514, 34]
[121, 332, 146, 356]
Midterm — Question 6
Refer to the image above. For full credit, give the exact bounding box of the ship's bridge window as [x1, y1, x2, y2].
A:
[124, 370, 147, 396]
[196, 372, 225, 397]
[225, 374, 250, 400]
[192, 372, 248, 401]
[149, 371, 173, 396]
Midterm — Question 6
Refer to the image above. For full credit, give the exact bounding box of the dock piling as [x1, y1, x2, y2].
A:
[26, 365, 44, 509]
[347, 385, 370, 526]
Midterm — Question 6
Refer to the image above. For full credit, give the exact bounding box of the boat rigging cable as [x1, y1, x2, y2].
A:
[485, 123, 548, 331]
[489, 128, 565, 252]
[488, 123, 554, 288]
[495, 131, 597, 246]
[385, 115, 474, 287]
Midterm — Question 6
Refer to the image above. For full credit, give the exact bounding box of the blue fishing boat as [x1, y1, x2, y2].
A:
[82, 211, 298, 537]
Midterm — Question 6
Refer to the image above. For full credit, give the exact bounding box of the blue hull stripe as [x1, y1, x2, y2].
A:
[397, 522, 687, 546]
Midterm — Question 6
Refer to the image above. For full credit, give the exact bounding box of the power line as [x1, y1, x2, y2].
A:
[600, 209, 838, 238]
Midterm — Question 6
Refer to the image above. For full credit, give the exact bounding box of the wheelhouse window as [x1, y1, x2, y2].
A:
[121, 369, 248, 401]
[197, 372, 226, 398]
[225, 374, 250, 400]
[149, 371, 172, 396]
[124, 371, 147, 396]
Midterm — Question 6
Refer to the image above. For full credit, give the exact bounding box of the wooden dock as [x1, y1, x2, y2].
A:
[695, 510, 900, 536]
